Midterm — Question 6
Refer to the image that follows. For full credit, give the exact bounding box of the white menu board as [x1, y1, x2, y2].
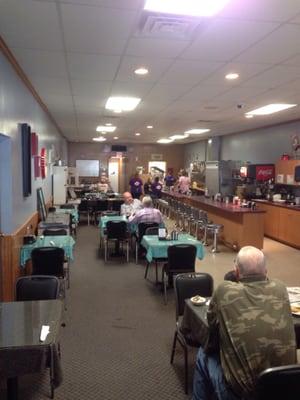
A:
[76, 160, 99, 177]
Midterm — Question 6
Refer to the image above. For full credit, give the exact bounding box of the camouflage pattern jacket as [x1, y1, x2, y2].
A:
[206, 275, 296, 398]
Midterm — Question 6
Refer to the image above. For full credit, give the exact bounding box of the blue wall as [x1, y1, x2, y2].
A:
[0, 53, 67, 234]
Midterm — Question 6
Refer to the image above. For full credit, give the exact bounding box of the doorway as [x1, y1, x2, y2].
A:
[148, 161, 167, 180]
[0, 134, 13, 234]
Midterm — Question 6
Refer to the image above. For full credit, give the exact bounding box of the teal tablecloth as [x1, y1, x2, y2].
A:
[55, 208, 79, 223]
[141, 234, 205, 263]
[20, 235, 76, 267]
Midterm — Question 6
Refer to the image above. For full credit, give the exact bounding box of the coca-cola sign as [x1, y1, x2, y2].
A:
[256, 165, 274, 181]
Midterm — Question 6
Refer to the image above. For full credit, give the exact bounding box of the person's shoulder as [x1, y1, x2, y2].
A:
[214, 280, 240, 296]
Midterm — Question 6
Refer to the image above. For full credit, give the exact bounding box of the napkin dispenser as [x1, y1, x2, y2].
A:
[23, 235, 36, 245]
[158, 228, 167, 241]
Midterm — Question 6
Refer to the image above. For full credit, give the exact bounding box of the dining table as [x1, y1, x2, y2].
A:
[38, 213, 71, 235]
[141, 233, 205, 264]
[20, 235, 76, 268]
[181, 299, 300, 349]
[55, 208, 79, 223]
[0, 300, 63, 400]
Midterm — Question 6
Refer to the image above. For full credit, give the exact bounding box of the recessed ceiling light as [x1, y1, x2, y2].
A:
[113, 109, 122, 114]
[135, 132, 141, 136]
[185, 128, 211, 135]
[147, 125, 153, 129]
[245, 114, 254, 119]
[96, 125, 116, 132]
[105, 123, 112, 126]
[134, 67, 149, 75]
[144, 0, 231, 17]
[113, 136, 119, 140]
[225, 72, 239, 80]
[157, 138, 174, 144]
[105, 96, 141, 112]
[169, 134, 189, 140]
[208, 139, 212, 144]
[245, 103, 297, 116]
[93, 136, 106, 142]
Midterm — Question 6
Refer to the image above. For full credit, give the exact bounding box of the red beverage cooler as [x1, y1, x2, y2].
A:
[240, 164, 275, 181]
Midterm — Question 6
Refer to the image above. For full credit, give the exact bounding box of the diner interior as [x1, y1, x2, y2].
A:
[1, 1, 300, 399]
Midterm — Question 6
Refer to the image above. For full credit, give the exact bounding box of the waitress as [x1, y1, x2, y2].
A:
[177, 170, 191, 194]
[129, 172, 143, 199]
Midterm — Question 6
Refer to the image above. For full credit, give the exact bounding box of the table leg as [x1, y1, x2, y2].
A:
[7, 377, 18, 400]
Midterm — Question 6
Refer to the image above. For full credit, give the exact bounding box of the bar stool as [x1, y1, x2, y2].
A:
[204, 223, 224, 253]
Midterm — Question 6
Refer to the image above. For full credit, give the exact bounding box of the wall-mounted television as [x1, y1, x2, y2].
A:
[111, 145, 127, 152]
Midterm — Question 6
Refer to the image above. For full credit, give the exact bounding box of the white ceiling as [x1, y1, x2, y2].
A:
[1, 0, 300, 143]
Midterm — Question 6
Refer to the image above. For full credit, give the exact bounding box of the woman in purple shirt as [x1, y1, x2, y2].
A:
[151, 176, 163, 199]
[129, 173, 143, 199]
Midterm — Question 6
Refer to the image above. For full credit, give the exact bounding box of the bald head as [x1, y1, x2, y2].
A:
[123, 192, 133, 204]
[235, 246, 266, 278]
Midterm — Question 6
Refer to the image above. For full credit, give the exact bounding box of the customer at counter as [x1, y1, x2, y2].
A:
[97, 176, 111, 193]
[129, 173, 143, 199]
[192, 246, 296, 400]
[128, 196, 163, 225]
[164, 170, 176, 187]
[144, 177, 152, 195]
[151, 176, 163, 199]
[177, 170, 190, 194]
[120, 192, 142, 217]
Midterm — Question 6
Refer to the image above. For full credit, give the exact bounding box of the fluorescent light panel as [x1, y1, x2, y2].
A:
[144, 0, 231, 17]
[105, 96, 141, 112]
[157, 138, 174, 144]
[169, 134, 189, 140]
[93, 136, 106, 142]
[96, 125, 116, 132]
[185, 128, 210, 134]
[246, 103, 297, 116]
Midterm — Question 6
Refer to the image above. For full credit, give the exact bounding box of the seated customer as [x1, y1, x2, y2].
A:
[151, 176, 163, 199]
[97, 177, 110, 193]
[193, 246, 296, 400]
[120, 192, 142, 217]
[128, 196, 163, 225]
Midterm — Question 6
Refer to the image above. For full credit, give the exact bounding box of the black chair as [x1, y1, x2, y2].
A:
[170, 273, 214, 394]
[255, 364, 300, 400]
[111, 199, 123, 213]
[15, 276, 61, 398]
[16, 275, 60, 301]
[104, 221, 129, 262]
[162, 244, 197, 304]
[78, 199, 90, 225]
[31, 247, 67, 303]
[94, 199, 109, 224]
[43, 228, 68, 236]
[144, 226, 167, 284]
[48, 207, 56, 213]
[135, 222, 159, 264]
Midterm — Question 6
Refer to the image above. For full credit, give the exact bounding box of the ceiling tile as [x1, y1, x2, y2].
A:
[67, 53, 121, 80]
[236, 24, 300, 64]
[110, 81, 153, 98]
[11, 48, 68, 79]
[61, 3, 137, 54]
[30, 77, 71, 96]
[0, 0, 63, 51]
[160, 60, 224, 85]
[70, 79, 111, 97]
[241, 65, 300, 89]
[57, 0, 143, 9]
[126, 38, 189, 59]
[181, 19, 278, 62]
[221, 0, 300, 22]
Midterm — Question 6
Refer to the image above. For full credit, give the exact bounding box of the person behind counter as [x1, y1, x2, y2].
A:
[192, 245, 296, 400]
[129, 173, 143, 199]
[120, 192, 142, 217]
[164, 170, 176, 187]
[143, 177, 152, 195]
[177, 170, 190, 194]
[151, 176, 163, 199]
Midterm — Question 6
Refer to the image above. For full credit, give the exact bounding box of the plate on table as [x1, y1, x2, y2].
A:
[191, 295, 206, 306]
[291, 302, 300, 316]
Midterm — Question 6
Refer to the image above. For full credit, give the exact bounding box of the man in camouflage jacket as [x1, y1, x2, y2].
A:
[192, 246, 296, 400]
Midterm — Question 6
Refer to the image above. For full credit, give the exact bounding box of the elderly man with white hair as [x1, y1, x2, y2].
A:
[192, 246, 296, 400]
[128, 196, 163, 225]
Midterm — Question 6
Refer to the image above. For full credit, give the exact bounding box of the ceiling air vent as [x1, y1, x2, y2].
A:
[139, 13, 203, 40]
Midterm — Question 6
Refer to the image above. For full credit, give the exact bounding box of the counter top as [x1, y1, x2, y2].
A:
[255, 199, 300, 211]
[162, 192, 265, 214]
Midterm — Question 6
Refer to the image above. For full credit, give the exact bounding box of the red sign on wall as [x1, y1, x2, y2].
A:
[40, 148, 47, 179]
[255, 165, 274, 181]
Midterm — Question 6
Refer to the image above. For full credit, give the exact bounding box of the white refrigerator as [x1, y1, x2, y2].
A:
[53, 166, 68, 205]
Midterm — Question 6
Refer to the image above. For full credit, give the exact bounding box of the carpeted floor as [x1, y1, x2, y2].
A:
[1, 225, 193, 399]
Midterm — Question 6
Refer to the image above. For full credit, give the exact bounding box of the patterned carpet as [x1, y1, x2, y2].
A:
[1, 225, 195, 399]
